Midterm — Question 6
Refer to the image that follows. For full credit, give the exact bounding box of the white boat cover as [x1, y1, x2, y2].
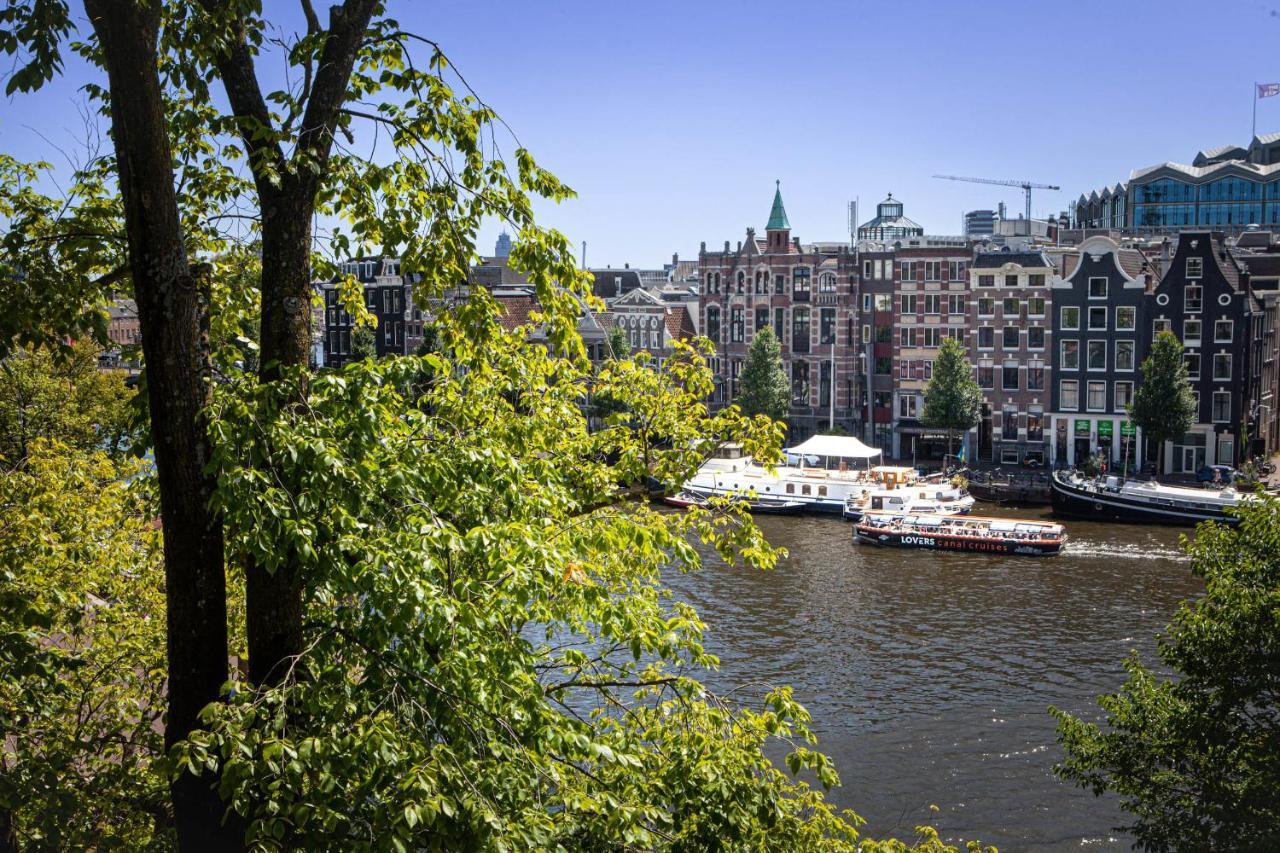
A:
[786, 434, 883, 460]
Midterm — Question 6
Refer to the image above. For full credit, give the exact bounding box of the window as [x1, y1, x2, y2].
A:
[978, 327, 995, 349]
[1002, 362, 1019, 391]
[901, 294, 917, 314]
[922, 294, 942, 315]
[875, 324, 892, 343]
[792, 267, 811, 296]
[1185, 353, 1200, 379]
[791, 361, 809, 404]
[900, 327, 917, 346]
[791, 307, 810, 352]
[874, 356, 892, 375]
[1153, 317, 1172, 335]
[1116, 306, 1136, 330]
[948, 260, 965, 280]
[1087, 340, 1107, 370]
[1183, 319, 1202, 345]
[1061, 306, 1080, 330]
[1028, 274, 1045, 287]
[1027, 410, 1044, 441]
[863, 260, 873, 278]
[1186, 257, 1203, 279]
[819, 273, 837, 293]
[820, 308, 836, 344]
[1027, 297, 1045, 317]
[1027, 327, 1045, 349]
[1115, 381, 1134, 411]
[705, 307, 721, 340]
[1214, 320, 1233, 342]
[730, 307, 744, 342]
[1005, 274, 1019, 288]
[774, 307, 785, 341]
[875, 293, 893, 311]
[978, 297, 995, 317]
[948, 294, 965, 314]
[1027, 363, 1045, 390]
[1088, 307, 1107, 330]
[925, 261, 941, 281]
[1001, 406, 1019, 439]
[1087, 381, 1106, 411]
[922, 359, 933, 379]
[383, 320, 394, 345]
[1218, 435, 1234, 464]
[1209, 390, 1231, 423]
[924, 327, 942, 347]
[1185, 285, 1202, 313]
[1061, 339, 1080, 369]
[755, 306, 769, 336]
[1115, 340, 1135, 371]
[1003, 297, 1020, 316]
[1213, 353, 1232, 381]
[1003, 327, 1019, 349]
[899, 394, 918, 419]
[1088, 277, 1108, 299]
[1061, 379, 1079, 410]
[977, 365, 994, 388]
[900, 261, 918, 281]
[978, 274, 994, 287]
[774, 274, 786, 295]
[819, 362, 831, 407]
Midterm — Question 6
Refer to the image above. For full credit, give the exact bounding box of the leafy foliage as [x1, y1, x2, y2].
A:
[1052, 495, 1280, 851]
[921, 337, 980, 455]
[1131, 331, 1197, 454]
[350, 323, 377, 361]
[737, 325, 789, 423]
[0, 442, 171, 849]
[0, 339, 136, 461]
[606, 324, 630, 360]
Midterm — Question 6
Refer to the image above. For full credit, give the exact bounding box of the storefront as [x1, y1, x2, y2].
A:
[897, 428, 953, 464]
[1050, 414, 1142, 471]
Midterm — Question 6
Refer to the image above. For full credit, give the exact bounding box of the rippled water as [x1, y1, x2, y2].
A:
[662, 505, 1201, 851]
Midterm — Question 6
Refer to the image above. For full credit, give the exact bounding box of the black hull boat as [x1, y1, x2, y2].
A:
[854, 512, 1065, 556]
[662, 491, 806, 515]
[1049, 470, 1243, 526]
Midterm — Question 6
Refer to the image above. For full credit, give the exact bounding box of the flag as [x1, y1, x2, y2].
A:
[1258, 83, 1280, 99]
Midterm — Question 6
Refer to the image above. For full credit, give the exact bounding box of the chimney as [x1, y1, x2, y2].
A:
[624, 262, 629, 269]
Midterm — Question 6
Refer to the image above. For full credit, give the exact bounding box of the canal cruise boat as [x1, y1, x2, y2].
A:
[681, 435, 951, 515]
[855, 512, 1066, 556]
[1049, 470, 1248, 526]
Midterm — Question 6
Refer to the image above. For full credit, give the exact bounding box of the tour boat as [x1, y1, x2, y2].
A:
[842, 484, 975, 521]
[681, 435, 923, 515]
[1049, 470, 1247, 526]
[661, 490, 806, 515]
[855, 512, 1066, 556]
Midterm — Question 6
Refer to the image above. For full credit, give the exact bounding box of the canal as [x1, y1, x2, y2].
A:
[663, 505, 1201, 851]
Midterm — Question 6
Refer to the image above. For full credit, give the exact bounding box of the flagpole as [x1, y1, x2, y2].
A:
[1253, 81, 1258, 139]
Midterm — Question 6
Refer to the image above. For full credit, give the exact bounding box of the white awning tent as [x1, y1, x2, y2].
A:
[785, 435, 883, 466]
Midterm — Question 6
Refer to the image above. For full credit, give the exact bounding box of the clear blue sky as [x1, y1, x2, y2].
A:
[3, 0, 1280, 267]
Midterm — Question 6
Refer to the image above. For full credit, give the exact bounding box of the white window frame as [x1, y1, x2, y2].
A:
[1060, 339, 1080, 370]
[1211, 390, 1232, 423]
[1060, 379, 1079, 411]
[1214, 319, 1234, 342]
[1086, 380, 1107, 412]
[1114, 381, 1134, 412]
[1087, 340, 1107, 372]
[1213, 353, 1232, 382]
[1088, 277, 1108, 299]
[1183, 319, 1202, 346]
[1116, 305, 1136, 331]
[1115, 340, 1136, 372]
[1088, 306, 1108, 330]
[1060, 306, 1080, 330]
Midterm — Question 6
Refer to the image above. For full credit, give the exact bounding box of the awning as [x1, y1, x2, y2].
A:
[785, 434, 883, 460]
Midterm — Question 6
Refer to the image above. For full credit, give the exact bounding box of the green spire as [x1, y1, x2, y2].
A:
[766, 179, 790, 230]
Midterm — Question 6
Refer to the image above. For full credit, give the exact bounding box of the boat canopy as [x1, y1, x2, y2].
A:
[786, 435, 883, 462]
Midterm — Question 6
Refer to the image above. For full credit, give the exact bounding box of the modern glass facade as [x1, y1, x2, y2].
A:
[1130, 175, 1279, 230]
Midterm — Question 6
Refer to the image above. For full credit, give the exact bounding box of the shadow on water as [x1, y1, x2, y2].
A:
[662, 504, 1200, 850]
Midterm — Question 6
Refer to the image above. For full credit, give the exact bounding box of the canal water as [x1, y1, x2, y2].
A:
[663, 505, 1201, 851]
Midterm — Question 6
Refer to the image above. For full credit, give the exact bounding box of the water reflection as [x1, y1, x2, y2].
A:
[663, 505, 1200, 850]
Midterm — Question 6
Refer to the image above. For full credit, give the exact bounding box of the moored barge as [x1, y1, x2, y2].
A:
[855, 512, 1066, 556]
[662, 490, 805, 515]
[1049, 470, 1246, 526]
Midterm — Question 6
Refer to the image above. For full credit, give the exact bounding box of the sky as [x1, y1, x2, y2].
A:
[3, 0, 1280, 268]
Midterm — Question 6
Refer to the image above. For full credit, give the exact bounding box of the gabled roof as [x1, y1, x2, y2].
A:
[664, 305, 695, 342]
[766, 181, 790, 230]
[589, 268, 644, 299]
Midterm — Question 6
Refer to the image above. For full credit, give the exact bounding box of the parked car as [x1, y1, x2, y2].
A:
[1196, 464, 1235, 485]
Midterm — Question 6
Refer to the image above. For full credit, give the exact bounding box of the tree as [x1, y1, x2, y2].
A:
[1051, 495, 1280, 851]
[1131, 331, 1197, 468]
[921, 337, 981, 461]
[737, 326, 789, 423]
[607, 324, 631, 360]
[0, 442, 174, 848]
[0, 339, 136, 461]
[351, 323, 377, 361]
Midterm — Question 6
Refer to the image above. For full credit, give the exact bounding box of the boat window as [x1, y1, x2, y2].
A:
[786, 483, 795, 494]
[818, 485, 828, 497]
[802, 484, 812, 495]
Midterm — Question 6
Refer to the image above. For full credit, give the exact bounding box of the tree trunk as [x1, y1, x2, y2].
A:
[83, 1, 237, 848]
[245, 200, 312, 685]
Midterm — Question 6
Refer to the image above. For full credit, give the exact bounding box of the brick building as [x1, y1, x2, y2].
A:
[321, 257, 424, 367]
[699, 183, 862, 439]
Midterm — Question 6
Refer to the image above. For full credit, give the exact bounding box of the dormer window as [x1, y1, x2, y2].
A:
[1186, 257, 1203, 279]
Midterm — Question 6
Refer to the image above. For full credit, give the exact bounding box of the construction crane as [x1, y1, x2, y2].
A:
[933, 174, 1060, 224]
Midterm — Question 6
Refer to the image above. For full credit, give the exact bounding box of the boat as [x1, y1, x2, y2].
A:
[681, 435, 930, 515]
[964, 470, 1051, 506]
[854, 512, 1066, 556]
[1049, 469, 1247, 526]
[661, 490, 806, 515]
[842, 484, 975, 521]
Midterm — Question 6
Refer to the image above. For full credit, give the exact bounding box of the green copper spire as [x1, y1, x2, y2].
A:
[766, 179, 790, 230]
